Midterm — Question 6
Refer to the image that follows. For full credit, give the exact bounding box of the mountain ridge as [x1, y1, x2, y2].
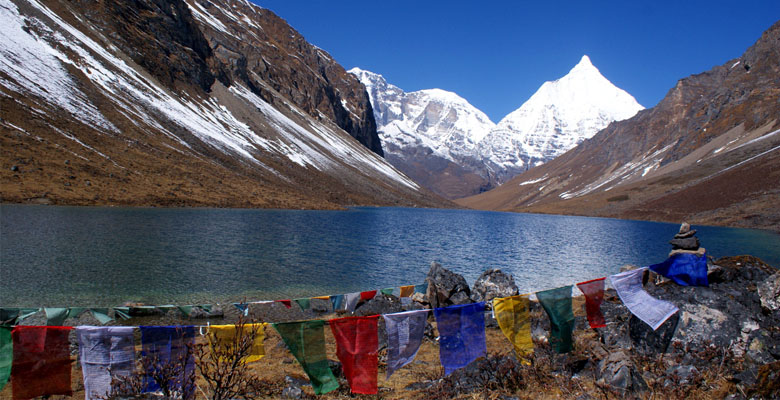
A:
[0, 0, 447, 209]
[351, 56, 643, 199]
[459, 21, 780, 232]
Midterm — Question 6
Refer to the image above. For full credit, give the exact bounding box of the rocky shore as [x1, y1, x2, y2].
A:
[4, 256, 778, 399]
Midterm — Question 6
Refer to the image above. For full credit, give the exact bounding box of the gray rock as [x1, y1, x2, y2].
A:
[669, 236, 700, 250]
[757, 272, 780, 311]
[281, 386, 303, 399]
[425, 261, 471, 308]
[471, 268, 518, 303]
[599, 350, 647, 393]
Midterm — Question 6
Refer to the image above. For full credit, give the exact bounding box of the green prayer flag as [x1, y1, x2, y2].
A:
[272, 320, 338, 395]
[19, 308, 39, 322]
[0, 327, 11, 390]
[380, 288, 394, 296]
[89, 308, 113, 324]
[199, 304, 213, 313]
[0, 308, 39, 325]
[536, 285, 576, 353]
[0, 309, 20, 325]
[178, 305, 193, 317]
[45, 308, 70, 326]
[294, 298, 311, 311]
[113, 307, 131, 320]
[68, 307, 86, 319]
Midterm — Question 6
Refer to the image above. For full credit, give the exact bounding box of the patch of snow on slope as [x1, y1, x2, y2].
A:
[0, 0, 116, 132]
[519, 175, 548, 186]
[231, 85, 419, 190]
[560, 143, 674, 199]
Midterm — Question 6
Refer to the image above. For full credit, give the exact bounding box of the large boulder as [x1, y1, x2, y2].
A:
[471, 269, 518, 303]
[425, 262, 471, 309]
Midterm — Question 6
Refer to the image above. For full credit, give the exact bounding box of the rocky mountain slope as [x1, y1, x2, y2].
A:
[0, 0, 446, 209]
[459, 21, 780, 232]
[352, 57, 642, 199]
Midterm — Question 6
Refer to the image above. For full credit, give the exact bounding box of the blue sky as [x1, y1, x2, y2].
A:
[256, 1, 779, 122]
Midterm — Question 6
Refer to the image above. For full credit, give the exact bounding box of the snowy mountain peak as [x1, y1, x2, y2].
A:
[570, 54, 595, 73]
[350, 68, 495, 163]
[478, 55, 644, 181]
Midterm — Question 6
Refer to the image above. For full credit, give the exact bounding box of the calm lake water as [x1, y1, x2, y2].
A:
[1, 205, 778, 307]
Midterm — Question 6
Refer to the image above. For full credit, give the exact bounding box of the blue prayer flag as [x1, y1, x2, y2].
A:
[433, 302, 486, 376]
[140, 326, 196, 399]
[649, 253, 708, 286]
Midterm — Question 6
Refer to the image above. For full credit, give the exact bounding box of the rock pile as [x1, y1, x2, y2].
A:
[668, 222, 704, 256]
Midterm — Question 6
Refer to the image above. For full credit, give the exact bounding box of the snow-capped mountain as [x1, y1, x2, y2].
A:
[350, 68, 496, 199]
[0, 0, 445, 209]
[350, 56, 643, 198]
[478, 55, 644, 182]
[459, 22, 780, 232]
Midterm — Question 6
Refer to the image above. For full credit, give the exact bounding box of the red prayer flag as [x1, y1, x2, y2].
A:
[11, 326, 73, 399]
[276, 300, 292, 309]
[329, 316, 379, 394]
[576, 277, 607, 328]
[359, 291, 377, 301]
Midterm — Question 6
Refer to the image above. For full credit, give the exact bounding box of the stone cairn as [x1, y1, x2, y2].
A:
[668, 222, 705, 257]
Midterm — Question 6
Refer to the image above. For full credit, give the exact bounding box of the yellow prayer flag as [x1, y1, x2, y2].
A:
[399, 285, 415, 297]
[493, 295, 533, 361]
[312, 296, 330, 301]
[210, 323, 266, 363]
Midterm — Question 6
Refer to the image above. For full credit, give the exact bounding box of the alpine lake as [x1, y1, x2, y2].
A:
[1, 204, 778, 307]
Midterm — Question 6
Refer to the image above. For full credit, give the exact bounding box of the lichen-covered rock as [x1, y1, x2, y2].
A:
[471, 268, 519, 303]
[758, 272, 780, 311]
[425, 261, 471, 309]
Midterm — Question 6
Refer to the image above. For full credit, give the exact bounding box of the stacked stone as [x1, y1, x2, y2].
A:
[668, 222, 705, 257]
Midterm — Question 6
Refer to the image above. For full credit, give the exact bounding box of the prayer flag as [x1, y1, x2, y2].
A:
[400, 285, 415, 297]
[414, 282, 428, 294]
[140, 326, 196, 399]
[0, 308, 39, 326]
[312, 296, 330, 301]
[76, 326, 135, 400]
[383, 309, 428, 378]
[233, 303, 249, 316]
[493, 295, 533, 359]
[11, 326, 73, 399]
[537, 286, 576, 353]
[329, 316, 379, 394]
[360, 290, 377, 301]
[177, 306, 193, 317]
[276, 300, 293, 309]
[113, 307, 131, 320]
[210, 324, 266, 364]
[272, 320, 338, 395]
[89, 308, 113, 324]
[0, 327, 11, 390]
[45, 308, 69, 326]
[434, 302, 486, 376]
[649, 253, 708, 286]
[344, 292, 361, 312]
[294, 298, 311, 311]
[330, 294, 345, 311]
[577, 278, 607, 329]
[380, 288, 394, 296]
[610, 268, 679, 330]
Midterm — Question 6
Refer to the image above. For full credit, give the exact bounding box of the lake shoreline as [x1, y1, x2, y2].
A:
[2, 200, 778, 234]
